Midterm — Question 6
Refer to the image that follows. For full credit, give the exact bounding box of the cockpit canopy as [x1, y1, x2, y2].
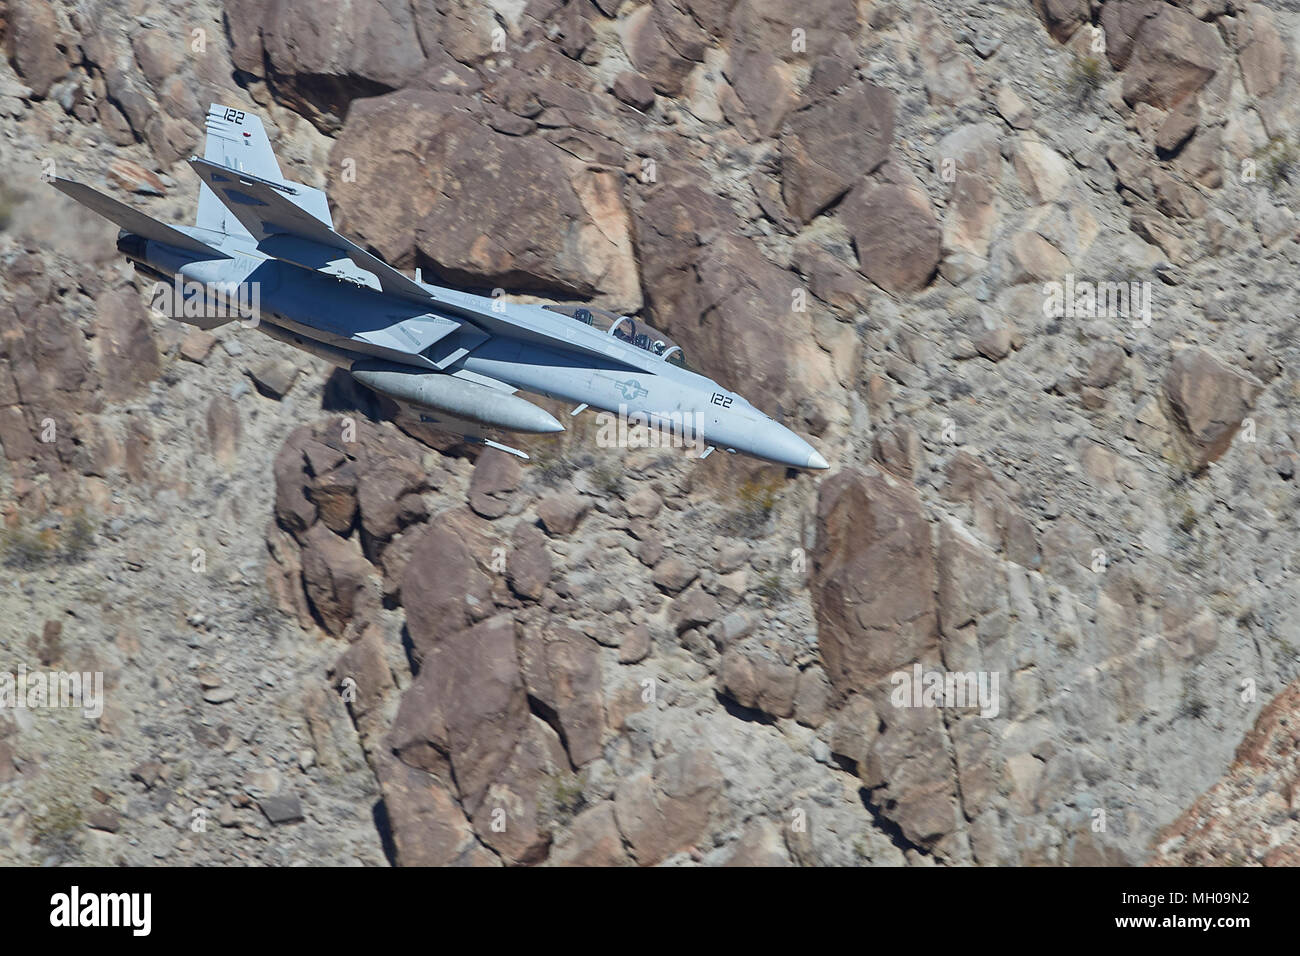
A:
[543, 304, 688, 369]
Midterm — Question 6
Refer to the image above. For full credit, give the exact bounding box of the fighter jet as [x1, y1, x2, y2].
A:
[52, 103, 828, 469]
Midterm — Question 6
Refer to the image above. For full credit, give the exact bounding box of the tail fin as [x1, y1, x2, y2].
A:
[50, 178, 228, 259]
[197, 103, 333, 237]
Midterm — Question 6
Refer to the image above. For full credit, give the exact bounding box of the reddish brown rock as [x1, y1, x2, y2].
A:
[811, 468, 938, 695]
[842, 182, 940, 294]
[357, 456, 427, 542]
[373, 753, 488, 867]
[671, 584, 722, 634]
[618, 2, 706, 96]
[389, 614, 529, 817]
[535, 492, 591, 536]
[780, 82, 895, 223]
[1028, 0, 1089, 43]
[399, 518, 495, 663]
[106, 159, 165, 196]
[330, 89, 640, 308]
[1236, 6, 1284, 100]
[522, 626, 606, 767]
[613, 749, 723, 864]
[636, 182, 839, 416]
[92, 290, 161, 403]
[651, 556, 696, 594]
[299, 524, 369, 636]
[4, 0, 69, 97]
[727, 0, 859, 62]
[308, 462, 359, 536]
[719, 644, 797, 718]
[329, 626, 394, 734]
[506, 521, 552, 602]
[273, 427, 318, 541]
[224, 0, 427, 131]
[1099, 0, 1162, 72]
[470, 715, 570, 864]
[468, 448, 521, 519]
[913, 7, 978, 107]
[611, 71, 655, 111]
[549, 802, 633, 866]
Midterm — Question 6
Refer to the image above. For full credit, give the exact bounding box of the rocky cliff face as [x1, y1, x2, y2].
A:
[1, 0, 1298, 865]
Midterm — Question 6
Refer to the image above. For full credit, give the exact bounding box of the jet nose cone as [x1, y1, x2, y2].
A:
[738, 418, 828, 470]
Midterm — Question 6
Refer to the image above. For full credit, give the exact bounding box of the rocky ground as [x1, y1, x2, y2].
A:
[2, 0, 1300, 865]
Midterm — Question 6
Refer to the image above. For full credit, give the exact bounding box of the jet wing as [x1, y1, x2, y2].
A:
[188, 157, 432, 304]
[51, 179, 230, 259]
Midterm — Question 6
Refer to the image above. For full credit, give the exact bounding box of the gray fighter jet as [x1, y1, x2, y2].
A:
[52, 103, 828, 469]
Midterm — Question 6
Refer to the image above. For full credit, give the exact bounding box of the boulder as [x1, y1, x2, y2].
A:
[637, 182, 840, 416]
[780, 82, 895, 223]
[1012, 140, 1072, 204]
[1029, 0, 1090, 43]
[611, 71, 655, 111]
[613, 749, 723, 864]
[811, 468, 938, 695]
[468, 448, 521, 519]
[373, 753, 487, 866]
[1236, 6, 1284, 100]
[330, 89, 641, 309]
[1163, 347, 1264, 469]
[3, 0, 69, 97]
[507, 521, 552, 601]
[224, 0, 427, 131]
[842, 181, 940, 294]
[522, 626, 606, 767]
[1121, 6, 1226, 110]
[400, 517, 496, 662]
[549, 802, 633, 866]
[913, 7, 978, 106]
[92, 290, 160, 403]
[719, 644, 798, 718]
[299, 524, 369, 636]
[536, 492, 591, 536]
[936, 124, 1003, 269]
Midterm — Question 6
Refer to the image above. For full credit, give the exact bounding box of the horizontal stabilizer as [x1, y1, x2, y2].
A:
[189, 157, 431, 304]
[50, 179, 229, 259]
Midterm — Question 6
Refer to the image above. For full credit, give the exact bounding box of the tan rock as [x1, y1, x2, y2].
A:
[1163, 347, 1264, 469]
[1121, 5, 1226, 110]
[549, 802, 632, 866]
[937, 123, 1004, 268]
[1013, 140, 1072, 204]
[719, 644, 798, 718]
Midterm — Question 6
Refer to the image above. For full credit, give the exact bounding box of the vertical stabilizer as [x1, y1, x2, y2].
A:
[196, 103, 332, 237]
